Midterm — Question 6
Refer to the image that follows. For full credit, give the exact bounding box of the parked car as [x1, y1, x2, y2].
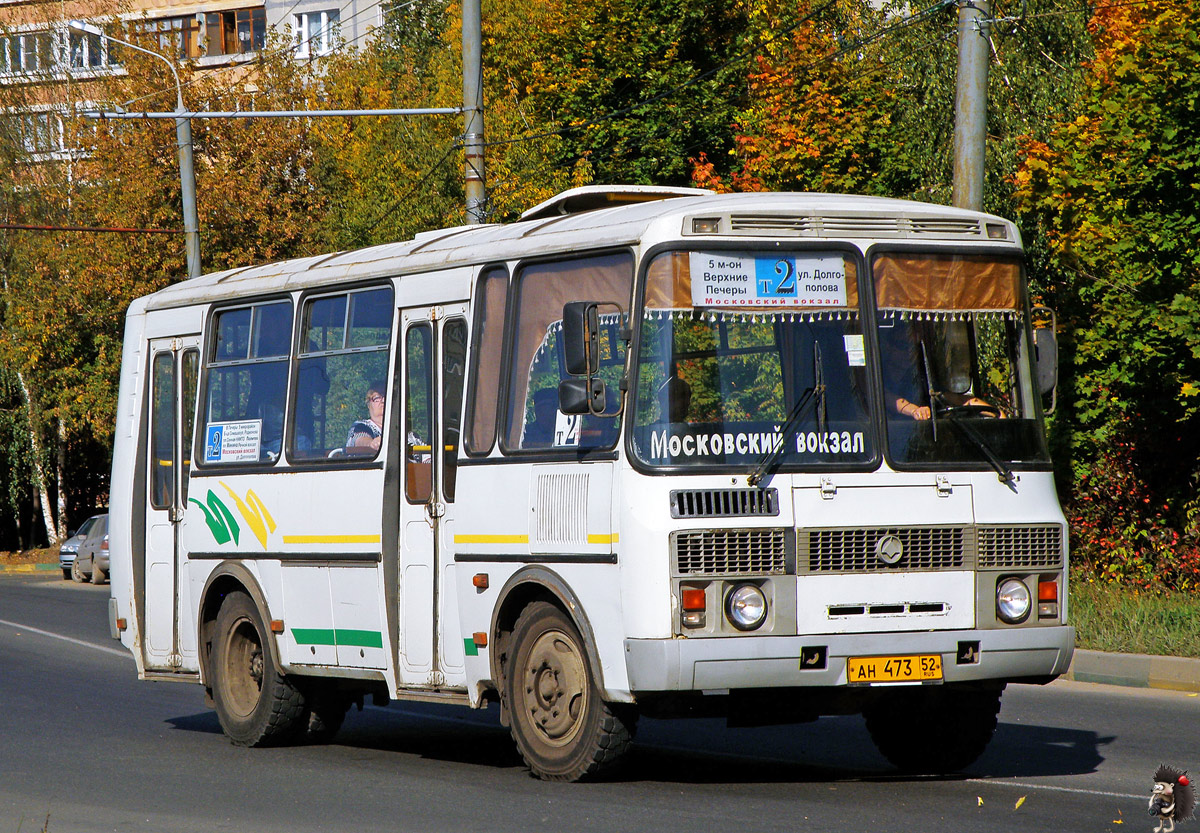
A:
[59, 514, 103, 580]
[71, 514, 109, 585]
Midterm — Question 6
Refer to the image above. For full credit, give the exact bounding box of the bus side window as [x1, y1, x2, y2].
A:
[464, 266, 507, 456]
[442, 318, 467, 501]
[291, 286, 393, 460]
[504, 252, 633, 452]
[405, 324, 433, 502]
[150, 352, 175, 508]
[203, 301, 291, 464]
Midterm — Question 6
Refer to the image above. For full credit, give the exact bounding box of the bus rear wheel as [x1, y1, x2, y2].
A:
[864, 684, 1002, 774]
[504, 602, 635, 782]
[211, 591, 306, 747]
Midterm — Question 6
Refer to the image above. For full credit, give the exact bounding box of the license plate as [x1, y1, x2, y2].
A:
[847, 654, 943, 684]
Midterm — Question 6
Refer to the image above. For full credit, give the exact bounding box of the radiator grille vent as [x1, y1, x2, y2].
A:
[724, 214, 987, 239]
[728, 214, 815, 234]
[977, 525, 1063, 569]
[802, 527, 968, 573]
[674, 529, 789, 576]
[671, 488, 779, 519]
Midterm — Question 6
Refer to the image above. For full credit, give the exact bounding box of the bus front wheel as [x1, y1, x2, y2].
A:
[504, 601, 635, 781]
[211, 591, 306, 747]
[864, 684, 1002, 774]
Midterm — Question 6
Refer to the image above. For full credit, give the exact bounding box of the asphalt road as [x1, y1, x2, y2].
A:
[1, 573, 1192, 833]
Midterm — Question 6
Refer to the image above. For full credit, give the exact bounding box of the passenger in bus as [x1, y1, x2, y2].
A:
[346, 380, 386, 452]
[522, 387, 560, 448]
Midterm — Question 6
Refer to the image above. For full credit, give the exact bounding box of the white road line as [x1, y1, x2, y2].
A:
[966, 778, 1143, 800]
[0, 618, 131, 659]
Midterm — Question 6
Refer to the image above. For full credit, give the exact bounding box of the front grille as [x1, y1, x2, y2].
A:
[977, 525, 1063, 569]
[671, 488, 779, 519]
[674, 529, 789, 576]
[801, 527, 968, 573]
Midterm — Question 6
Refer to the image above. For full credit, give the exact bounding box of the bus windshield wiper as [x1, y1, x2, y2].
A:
[936, 404, 1015, 485]
[917, 338, 1013, 483]
[749, 341, 825, 487]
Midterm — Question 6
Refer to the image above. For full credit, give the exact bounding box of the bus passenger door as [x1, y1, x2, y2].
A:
[144, 336, 200, 672]
[397, 305, 468, 688]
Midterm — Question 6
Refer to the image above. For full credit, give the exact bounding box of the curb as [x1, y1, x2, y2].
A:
[1065, 649, 1200, 694]
[4, 564, 1199, 693]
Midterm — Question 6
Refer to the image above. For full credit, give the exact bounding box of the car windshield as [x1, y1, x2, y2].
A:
[873, 252, 1050, 468]
[631, 249, 873, 469]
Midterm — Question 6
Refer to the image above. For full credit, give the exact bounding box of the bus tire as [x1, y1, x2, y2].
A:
[504, 601, 635, 782]
[211, 591, 306, 747]
[864, 685, 1002, 774]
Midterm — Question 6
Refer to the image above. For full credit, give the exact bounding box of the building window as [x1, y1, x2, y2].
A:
[136, 16, 202, 60]
[9, 112, 63, 155]
[0, 31, 53, 76]
[205, 8, 266, 57]
[294, 10, 340, 58]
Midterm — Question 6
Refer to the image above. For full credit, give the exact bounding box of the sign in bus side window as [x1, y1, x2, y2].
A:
[202, 300, 291, 465]
[290, 286, 394, 461]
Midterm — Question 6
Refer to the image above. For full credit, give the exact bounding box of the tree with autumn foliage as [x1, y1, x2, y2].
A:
[693, 0, 1092, 223]
[0, 19, 332, 546]
[1015, 2, 1200, 589]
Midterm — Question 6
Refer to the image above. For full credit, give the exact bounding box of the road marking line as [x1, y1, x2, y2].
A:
[0, 618, 131, 659]
[966, 779, 1143, 800]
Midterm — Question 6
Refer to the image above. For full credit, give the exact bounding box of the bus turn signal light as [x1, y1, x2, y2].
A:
[681, 588, 706, 611]
[1038, 578, 1059, 619]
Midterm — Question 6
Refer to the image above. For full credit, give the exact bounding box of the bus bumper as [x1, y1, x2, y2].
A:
[623, 626, 1074, 692]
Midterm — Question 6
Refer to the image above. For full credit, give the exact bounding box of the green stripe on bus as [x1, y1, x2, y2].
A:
[292, 628, 383, 649]
[463, 637, 479, 657]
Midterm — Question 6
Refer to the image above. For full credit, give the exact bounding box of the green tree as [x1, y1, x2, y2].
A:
[1015, 2, 1200, 525]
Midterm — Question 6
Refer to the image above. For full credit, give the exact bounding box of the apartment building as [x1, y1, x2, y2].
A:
[0, 0, 383, 159]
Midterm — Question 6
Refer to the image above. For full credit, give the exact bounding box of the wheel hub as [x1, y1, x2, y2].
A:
[523, 631, 586, 745]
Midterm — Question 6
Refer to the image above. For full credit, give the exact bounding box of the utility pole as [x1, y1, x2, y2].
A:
[462, 0, 486, 224]
[952, 0, 990, 212]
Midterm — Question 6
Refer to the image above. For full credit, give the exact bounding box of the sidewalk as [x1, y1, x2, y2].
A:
[6, 560, 1200, 692]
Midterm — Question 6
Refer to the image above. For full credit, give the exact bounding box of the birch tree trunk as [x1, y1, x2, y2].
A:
[15, 370, 59, 547]
[56, 417, 67, 539]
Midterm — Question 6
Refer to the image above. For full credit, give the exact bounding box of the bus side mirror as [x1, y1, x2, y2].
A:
[563, 301, 600, 377]
[559, 377, 606, 415]
[1032, 306, 1058, 414]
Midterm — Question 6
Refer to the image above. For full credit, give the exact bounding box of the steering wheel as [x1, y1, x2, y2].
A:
[937, 403, 1001, 418]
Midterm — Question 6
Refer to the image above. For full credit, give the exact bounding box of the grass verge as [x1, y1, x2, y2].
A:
[1070, 576, 1200, 658]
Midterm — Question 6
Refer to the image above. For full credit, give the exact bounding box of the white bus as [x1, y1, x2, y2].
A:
[108, 185, 1073, 781]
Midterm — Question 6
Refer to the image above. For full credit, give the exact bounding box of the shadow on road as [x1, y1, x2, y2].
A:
[165, 701, 1110, 785]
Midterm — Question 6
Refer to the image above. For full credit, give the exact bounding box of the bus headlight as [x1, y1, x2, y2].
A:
[996, 578, 1031, 624]
[725, 584, 767, 631]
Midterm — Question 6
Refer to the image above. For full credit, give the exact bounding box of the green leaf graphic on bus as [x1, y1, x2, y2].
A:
[188, 490, 241, 546]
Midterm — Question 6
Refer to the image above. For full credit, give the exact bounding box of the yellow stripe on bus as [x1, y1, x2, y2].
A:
[282, 534, 382, 545]
[451, 533, 618, 545]
[453, 534, 529, 544]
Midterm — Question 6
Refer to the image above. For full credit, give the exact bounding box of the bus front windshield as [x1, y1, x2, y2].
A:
[630, 248, 1050, 473]
[631, 250, 875, 469]
[873, 252, 1050, 469]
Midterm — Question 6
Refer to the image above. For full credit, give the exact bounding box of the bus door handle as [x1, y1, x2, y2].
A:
[426, 501, 446, 520]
